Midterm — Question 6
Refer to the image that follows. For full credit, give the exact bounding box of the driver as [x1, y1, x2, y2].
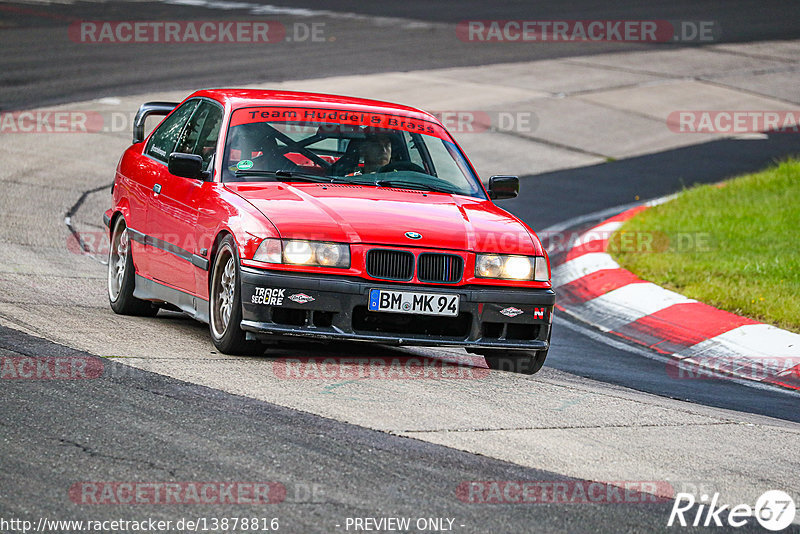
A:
[358, 134, 392, 174]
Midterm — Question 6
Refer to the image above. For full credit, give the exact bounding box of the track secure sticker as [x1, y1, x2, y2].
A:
[236, 159, 254, 170]
[252, 287, 285, 305]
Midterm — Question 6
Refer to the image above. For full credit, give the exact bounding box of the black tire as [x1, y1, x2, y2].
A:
[209, 235, 260, 355]
[107, 216, 158, 317]
[484, 350, 547, 375]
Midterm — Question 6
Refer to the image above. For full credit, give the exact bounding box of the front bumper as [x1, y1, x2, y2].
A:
[240, 267, 555, 352]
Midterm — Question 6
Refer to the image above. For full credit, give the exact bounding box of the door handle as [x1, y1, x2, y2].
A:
[153, 184, 162, 194]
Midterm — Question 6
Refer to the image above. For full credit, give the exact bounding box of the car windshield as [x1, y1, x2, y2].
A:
[221, 106, 485, 198]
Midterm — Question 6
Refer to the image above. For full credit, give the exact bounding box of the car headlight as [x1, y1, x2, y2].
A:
[503, 256, 532, 279]
[284, 240, 314, 264]
[475, 254, 549, 281]
[475, 254, 504, 278]
[253, 239, 350, 268]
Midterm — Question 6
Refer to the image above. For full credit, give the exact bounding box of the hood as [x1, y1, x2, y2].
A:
[225, 182, 542, 255]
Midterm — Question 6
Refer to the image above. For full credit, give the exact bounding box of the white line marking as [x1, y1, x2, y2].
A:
[570, 221, 623, 250]
[575, 282, 696, 331]
[584, 220, 624, 236]
[552, 252, 619, 287]
[677, 324, 800, 359]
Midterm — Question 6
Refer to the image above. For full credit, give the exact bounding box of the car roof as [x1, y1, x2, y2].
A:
[189, 88, 438, 122]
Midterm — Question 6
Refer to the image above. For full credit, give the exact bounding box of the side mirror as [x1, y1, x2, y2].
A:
[133, 101, 178, 144]
[487, 175, 519, 200]
[168, 153, 209, 181]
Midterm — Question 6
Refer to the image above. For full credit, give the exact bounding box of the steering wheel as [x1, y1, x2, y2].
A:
[378, 161, 427, 174]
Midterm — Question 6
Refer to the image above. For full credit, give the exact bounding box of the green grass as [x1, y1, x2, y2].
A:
[609, 158, 800, 333]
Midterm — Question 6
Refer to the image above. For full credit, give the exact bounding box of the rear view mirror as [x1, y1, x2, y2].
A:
[168, 153, 209, 181]
[487, 175, 519, 200]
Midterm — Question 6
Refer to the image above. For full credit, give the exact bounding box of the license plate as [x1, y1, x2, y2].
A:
[368, 289, 459, 316]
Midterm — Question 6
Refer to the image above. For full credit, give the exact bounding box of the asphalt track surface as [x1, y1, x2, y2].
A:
[1, 1, 800, 533]
[2, 327, 740, 534]
[2, 0, 800, 111]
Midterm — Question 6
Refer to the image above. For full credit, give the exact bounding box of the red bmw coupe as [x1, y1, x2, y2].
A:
[105, 89, 555, 374]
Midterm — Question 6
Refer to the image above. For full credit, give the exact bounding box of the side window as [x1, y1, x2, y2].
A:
[145, 100, 198, 162]
[175, 101, 224, 168]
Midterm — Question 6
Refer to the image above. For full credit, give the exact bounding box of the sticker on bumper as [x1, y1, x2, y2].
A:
[251, 287, 285, 305]
[288, 293, 315, 304]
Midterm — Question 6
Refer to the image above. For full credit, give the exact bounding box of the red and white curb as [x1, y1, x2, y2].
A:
[550, 202, 800, 391]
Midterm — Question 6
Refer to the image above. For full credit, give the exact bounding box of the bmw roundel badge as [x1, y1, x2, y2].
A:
[404, 231, 422, 240]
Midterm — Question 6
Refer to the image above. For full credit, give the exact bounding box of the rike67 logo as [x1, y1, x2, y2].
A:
[668, 490, 796, 531]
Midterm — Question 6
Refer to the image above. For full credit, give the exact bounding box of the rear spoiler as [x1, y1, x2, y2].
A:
[132, 102, 178, 144]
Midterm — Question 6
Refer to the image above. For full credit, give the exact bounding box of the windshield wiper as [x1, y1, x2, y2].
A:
[233, 169, 330, 183]
[375, 180, 455, 194]
[233, 170, 450, 192]
[330, 177, 381, 187]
